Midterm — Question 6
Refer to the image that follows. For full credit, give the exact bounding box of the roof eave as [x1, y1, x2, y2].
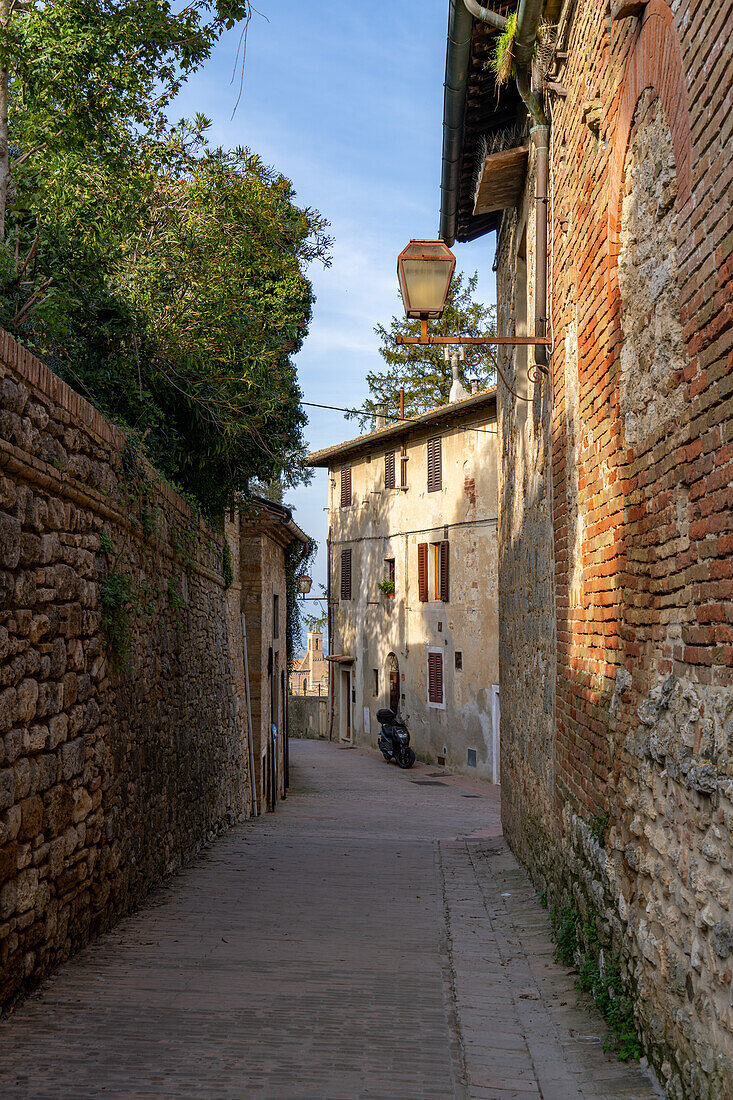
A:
[306, 388, 497, 469]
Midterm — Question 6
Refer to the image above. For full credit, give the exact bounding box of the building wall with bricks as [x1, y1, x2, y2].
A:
[494, 1, 733, 1094]
[0, 332, 255, 1008]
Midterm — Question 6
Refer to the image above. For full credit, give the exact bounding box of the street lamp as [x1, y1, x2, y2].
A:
[395, 238, 550, 365]
[397, 239, 455, 320]
[295, 574, 312, 598]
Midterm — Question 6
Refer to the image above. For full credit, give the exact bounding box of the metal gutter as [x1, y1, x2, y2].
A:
[439, 0, 474, 245]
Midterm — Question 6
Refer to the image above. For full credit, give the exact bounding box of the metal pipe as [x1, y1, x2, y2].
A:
[439, 0, 474, 244]
[513, 0, 549, 370]
[463, 0, 507, 29]
[326, 525, 335, 741]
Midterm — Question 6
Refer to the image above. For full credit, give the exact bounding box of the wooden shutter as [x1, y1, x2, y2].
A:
[417, 543, 428, 602]
[340, 548, 352, 600]
[340, 466, 352, 508]
[440, 540, 449, 602]
[385, 450, 396, 489]
[400, 444, 408, 488]
[428, 652, 443, 704]
[427, 437, 442, 492]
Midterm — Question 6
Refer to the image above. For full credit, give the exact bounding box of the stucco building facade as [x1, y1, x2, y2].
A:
[438, 0, 733, 1093]
[308, 389, 500, 780]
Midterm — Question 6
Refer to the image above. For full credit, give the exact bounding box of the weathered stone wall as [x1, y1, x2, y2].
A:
[0, 332, 251, 1008]
[288, 695, 327, 740]
[496, 0, 733, 1093]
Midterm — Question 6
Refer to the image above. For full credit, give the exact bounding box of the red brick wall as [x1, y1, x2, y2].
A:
[497, 0, 733, 1091]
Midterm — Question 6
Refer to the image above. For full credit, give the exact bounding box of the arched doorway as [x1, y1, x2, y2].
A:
[387, 653, 400, 714]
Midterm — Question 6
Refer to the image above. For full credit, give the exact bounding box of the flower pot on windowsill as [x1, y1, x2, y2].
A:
[377, 578, 395, 599]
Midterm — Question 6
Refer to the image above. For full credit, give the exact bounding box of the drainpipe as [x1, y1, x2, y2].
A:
[463, 0, 507, 29]
[461, 0, 550, 370]
[513, 0, 549, 370]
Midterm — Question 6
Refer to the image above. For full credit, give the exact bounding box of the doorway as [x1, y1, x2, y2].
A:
[387, 652, 400, 714]
[491, 684, 500, 785]
[340, 669, 352, 741]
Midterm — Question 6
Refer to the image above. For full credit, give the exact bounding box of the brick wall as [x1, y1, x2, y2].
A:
[0, 332, 251, 1008]
[497, 0, 733, 1093]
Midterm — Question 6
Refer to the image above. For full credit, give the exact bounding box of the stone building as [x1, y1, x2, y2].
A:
[308, 388, 500, 780]
[237, 497, 309, 812]
[438, 0, 733, 1093]
[289, 630, 328, 696]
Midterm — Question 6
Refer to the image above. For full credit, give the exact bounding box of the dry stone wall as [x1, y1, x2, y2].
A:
[496, 0, 733, 1094]
[0, 333, 250, 1008]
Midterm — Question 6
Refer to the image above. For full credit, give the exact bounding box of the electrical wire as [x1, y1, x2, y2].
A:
[301, 400, 498, 435]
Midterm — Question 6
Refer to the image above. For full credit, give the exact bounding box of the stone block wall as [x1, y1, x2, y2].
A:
[0, 332, 251, 1008]
[288, 695, 328, 740]
[496, 0, 733, 1094]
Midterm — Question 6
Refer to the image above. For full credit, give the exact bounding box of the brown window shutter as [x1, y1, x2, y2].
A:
[385, 450, 396, 489]
[340, 466, 352, 508]
[440, 540, 449, 602]
[428, 652, 443, 704]
[417, 543, 428, 602]
[427, 437, 442, 492]
[400, 444, 408, 487]
[341, 548, 352, 600]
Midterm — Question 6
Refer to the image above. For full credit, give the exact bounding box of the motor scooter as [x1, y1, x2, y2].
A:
[376, 708, 416, 769]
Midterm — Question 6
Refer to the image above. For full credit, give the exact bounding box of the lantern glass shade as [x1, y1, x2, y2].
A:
[397, 239, 456, 319]
[296, 574, 312, 595]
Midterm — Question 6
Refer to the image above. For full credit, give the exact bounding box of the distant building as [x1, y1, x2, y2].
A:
[308, 388, 499, 780]
[289, 630, 329, 696]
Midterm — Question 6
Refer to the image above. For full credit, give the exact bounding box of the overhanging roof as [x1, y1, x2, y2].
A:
[306, 388, 496, 469]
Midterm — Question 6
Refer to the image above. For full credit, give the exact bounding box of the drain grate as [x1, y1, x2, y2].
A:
[462, 794, 483, 799]
[411, 779, 447, 787]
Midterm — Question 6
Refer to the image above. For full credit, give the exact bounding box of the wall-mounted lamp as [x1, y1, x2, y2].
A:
[395, 238, 551, 356]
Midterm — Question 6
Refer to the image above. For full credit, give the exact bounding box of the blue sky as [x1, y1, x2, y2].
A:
[175, 2, 496, 636]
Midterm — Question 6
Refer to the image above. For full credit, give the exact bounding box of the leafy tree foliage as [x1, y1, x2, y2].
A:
[0, 2, 332, 516]
[355, 272, 496, 429]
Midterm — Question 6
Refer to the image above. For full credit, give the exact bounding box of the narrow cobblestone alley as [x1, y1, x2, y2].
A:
[0, 741, 659, 1100]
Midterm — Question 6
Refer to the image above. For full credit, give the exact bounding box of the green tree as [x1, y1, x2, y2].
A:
[0, 3, 333, 517]
[355, 272, 496, 429]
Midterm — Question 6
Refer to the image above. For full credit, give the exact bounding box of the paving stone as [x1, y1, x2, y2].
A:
[0, 741, 661, 1098]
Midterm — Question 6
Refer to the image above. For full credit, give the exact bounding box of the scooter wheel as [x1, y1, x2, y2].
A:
[397, 748, 416, 769]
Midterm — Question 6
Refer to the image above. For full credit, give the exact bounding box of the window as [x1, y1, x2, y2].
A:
[314, 636, 319, 650]
[385, 450, 396, 489]
[455, 651, 463, 670]
[427, 437, 442, 492]
[417, 543, 428, 602]
[427, 650, 444, 706]
[340, 466, 352, 508]
[384, 557, 395, 597]
[273, 594, 279, 638]
[400, 444, 408, 488]
[340, 548, 352, 600]
[373, 669, 379, 697]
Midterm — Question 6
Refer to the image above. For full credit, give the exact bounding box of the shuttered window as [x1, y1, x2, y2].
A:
[427, 437, 442, 492]
[428, 651, 444, 705]
[440, 540, 449, 602]
[340, 548, 352, 600]
[340, 466, 352, 508]
[385, 450, 396, 489]
[417, 543, 428, 602]
[400, 444, 408, 488]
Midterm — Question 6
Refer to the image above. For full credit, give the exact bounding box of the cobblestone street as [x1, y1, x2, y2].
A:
[0, 740, 659, 1099]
